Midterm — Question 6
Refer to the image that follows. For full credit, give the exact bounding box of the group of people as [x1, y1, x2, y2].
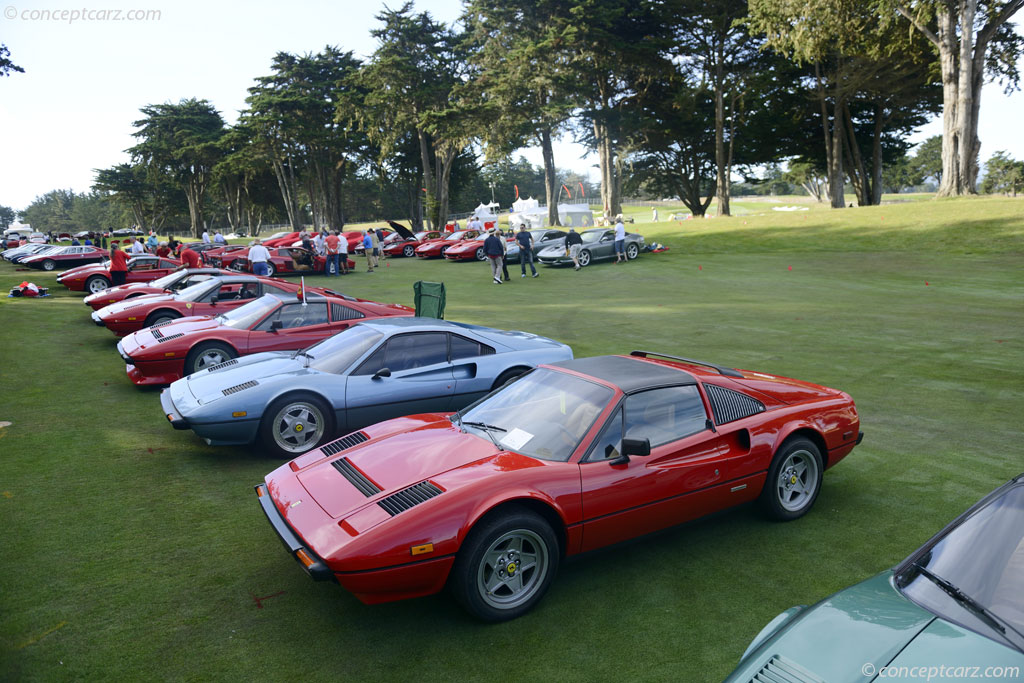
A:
[482, 224, 548, 284]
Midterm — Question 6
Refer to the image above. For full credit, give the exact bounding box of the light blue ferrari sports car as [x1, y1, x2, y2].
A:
[160, 317, 573, 457]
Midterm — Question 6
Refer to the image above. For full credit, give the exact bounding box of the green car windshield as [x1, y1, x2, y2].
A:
[303, 324, 385, 375]
[897, 481, 1024, 652]
[455, 368, 613, 462]
[216, 295, 281, 330]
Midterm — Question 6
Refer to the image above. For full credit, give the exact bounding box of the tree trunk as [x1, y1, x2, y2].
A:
[954, 0, 978, 195]
[270, 154, 303, 231]
[829, 95, 846, 209]
[436, 145, 457, 229]
[540, 126, 560, 226]
[842, 102, 869, 206]
[417, 128, 436, 228]
[871, 106, 884, 206]
[714, 43, 730, 217]
[593, 119, 621, 221]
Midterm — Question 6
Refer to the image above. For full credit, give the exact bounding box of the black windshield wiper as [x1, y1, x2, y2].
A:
[912, 562, 1024, 651]
[461, 421, 506, 448]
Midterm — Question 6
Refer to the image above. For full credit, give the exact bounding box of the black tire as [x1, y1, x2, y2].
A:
[260, 393, 335, 459]
[475, 247, 486, 261]
[145, 309, 182, 328]
[625, 242, 639, 260]
[577, 249, 592, 267]
[450, 507, 559, 622]
[759, 437, 824, 521]
[439, 246, 449, 257]
[491, 367, 527, 392]
[86, 275, 111, 294]
[402, 244, 416, 257]
[184, 342, 237, 376]
[42, 259, 56, 271]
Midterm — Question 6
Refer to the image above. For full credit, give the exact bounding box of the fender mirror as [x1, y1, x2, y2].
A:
[372, 367, 392, 380]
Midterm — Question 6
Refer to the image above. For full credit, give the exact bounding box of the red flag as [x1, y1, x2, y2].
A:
[562, 184, 572, 199]
[578, 182, 585, 197]
[514, 184, 520, 200]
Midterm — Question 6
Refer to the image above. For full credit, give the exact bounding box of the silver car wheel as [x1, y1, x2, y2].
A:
[476, 528, 549, 611]
[577, 250, 591, 267]
[272, 401, 326, 454]
[87, 276, 110, 294]
[775, 449, 819, 512]
[626, 243, 639, 260]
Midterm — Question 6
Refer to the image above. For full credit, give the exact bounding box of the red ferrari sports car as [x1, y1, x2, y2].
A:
[383, 230, 442, 257]
[203, 244, 249, 269]
[20, 245, 107, 271]
[91, 274, 300, 336]
[57, 254, 183, 294]
[444, 233, 515, 262]
[232, 246, 351, 277]
[83, 268, 231, 310]
[256, 351, 862, 621]
[262, 232, 300, 248]
[414, 230, 481, 258]
[117, 290, 414, 385]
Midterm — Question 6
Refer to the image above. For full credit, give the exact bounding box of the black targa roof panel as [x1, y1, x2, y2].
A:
[548, 355, 695, 393]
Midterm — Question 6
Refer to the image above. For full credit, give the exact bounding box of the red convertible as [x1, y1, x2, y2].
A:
[256, 351, 862, 621]
[232, 246, 352, 277]
[57, 255, 183, 294]
[83, 268, 231, 311]
[414, 230, 481, 258]
[117, 291, 414, 385]
[91, 274, 300, 336]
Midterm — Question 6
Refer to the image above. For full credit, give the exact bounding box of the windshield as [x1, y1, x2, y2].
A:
[149, 272, 182, 289]
[456, 368, 613, 462]
[216, 294, 280, 329]
[304, 324, 385, 375]
[175, 279, 219, 302]
[581, 230, 606, 243]
[446, 231, 467, 241]
[896, 481, 1024, 651]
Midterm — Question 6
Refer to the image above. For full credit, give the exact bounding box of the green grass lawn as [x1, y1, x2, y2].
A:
[1, 196, 1022, 680]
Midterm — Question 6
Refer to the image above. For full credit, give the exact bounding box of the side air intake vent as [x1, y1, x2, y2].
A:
[321, 431, 369, 457]
[747, 655, 824, 683]
[332, 457, 381, 497]
[222, 380, 258, 396]
[378, 481, 442, 517]
[207, 359, 238, 372]
[705, 384, 765, 425]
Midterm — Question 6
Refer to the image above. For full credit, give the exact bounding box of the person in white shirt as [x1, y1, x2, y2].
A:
[313, 231, 325, 256]
[614, 215, 627, 263]
[248, 239, 271, 277]
[131, 238, 146, 255]
[213, 231, 226, 245]
[202, 230, 211, 244]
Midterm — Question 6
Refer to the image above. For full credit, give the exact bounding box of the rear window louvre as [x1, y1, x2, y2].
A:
[705, 384, 766, 425]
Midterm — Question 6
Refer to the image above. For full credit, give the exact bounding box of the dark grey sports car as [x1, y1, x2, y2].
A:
[536, 228, 644, 267]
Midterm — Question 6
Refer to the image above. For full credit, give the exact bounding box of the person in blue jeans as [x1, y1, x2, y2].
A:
[516, 225, 538, 277]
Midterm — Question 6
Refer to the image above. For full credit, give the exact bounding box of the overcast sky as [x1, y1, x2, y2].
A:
[1, 0, 1021, 211]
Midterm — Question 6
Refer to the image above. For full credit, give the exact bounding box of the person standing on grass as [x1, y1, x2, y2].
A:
[566, 227, 583, 270]
[248, 239, 271, 277]
[614, 215, 626, 263]
[363, 231, 375, 272]
[369, 229, 381, 267]
[484, 229, 505, 284]
[156, 242, 171, 258]
[109, 242, 129, 286]
[324, 230, 341, 276]
[498, 228, 510, 281]
[146, 233, 158, 252]
[202, 229, 211, 244]
[178, 246, 201, 270]
[213, 230, 226, 245]
[375, 228, 386, 263]
[516, 224, 538, 278]
[313, 230, 325, 257]
[338, 231, 349, 274]
[131, 237, 146, 255]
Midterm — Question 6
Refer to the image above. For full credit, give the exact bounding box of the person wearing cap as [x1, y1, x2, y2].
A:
[614, 214, 627, 263]
[515, 224, 538, 278]
[566, 227, 584, 270]
[483, 228, 505, 285]
[248, 238, 271, 276]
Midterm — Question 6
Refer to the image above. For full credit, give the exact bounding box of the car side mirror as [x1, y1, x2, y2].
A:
[372, 367, 391, 380]
[622, 437, 651, 456]
[270, 320, 283, 332]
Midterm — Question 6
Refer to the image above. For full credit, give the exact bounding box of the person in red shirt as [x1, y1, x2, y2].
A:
[324, 230, 342, 276]
[109, 242, 129, 285]
[178, 247, 201, 269]
[155, 242, 171, 258]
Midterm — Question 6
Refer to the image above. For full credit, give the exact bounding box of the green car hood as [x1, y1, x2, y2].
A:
[727, 572, 935, 683]
[883, 618, 1024, 675]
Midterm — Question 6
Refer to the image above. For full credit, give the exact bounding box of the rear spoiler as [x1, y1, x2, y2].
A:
[630, 350, 743, 378]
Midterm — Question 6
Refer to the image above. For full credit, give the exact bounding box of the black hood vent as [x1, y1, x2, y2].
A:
[207, 359, 238, 372]
[321, 431, 369, 457]
[332, 456, 381, 497]
[222, 380, 258, 396]
[156, 332, 184, 344]
[378, 481, 442, 517]
[705, 384, 766, 425]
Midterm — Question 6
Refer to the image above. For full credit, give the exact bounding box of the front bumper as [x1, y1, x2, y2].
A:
[160, 389, 190, 430]
[254, 483, 335, 582]
[90, 311, 105, 327]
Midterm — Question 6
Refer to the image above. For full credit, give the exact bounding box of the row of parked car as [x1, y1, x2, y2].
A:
[10, 254, 1021, 677]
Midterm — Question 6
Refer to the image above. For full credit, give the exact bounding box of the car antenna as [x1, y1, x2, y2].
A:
[300, 276, 307, 306]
